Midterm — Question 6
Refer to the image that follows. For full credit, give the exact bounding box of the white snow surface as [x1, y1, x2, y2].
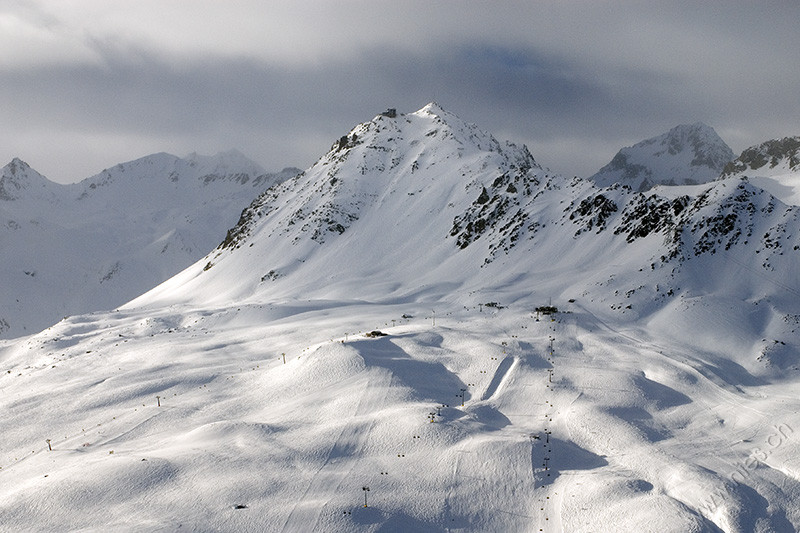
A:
[747, 173, 800, 206]
[0, 152, 300, 338]
[2, 104, 800, 532]
[589, 123, 735, 191]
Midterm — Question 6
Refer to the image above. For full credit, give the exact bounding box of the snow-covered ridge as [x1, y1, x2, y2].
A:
[718, 136, 800, 206]
[589, 122, 734, 191]
[78, 150, 296, 199]
[721, 136, 800, 177]
[136, 105, 800, 323]
[567, 177, 800, 279]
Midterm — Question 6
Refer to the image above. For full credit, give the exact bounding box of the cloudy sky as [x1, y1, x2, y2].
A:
[2, 0, 798, 183]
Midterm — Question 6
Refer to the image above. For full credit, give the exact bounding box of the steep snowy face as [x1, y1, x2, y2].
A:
[589, 123, 734, 191]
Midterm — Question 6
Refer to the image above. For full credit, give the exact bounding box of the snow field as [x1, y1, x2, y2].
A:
[2, 296, 800, 531]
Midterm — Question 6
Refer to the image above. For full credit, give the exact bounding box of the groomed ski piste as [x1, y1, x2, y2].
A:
[1, 104, 799, 531]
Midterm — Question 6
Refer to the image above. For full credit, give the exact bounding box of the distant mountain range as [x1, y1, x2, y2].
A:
[0, 152, 299, 337]
[3, 112, 798, 339]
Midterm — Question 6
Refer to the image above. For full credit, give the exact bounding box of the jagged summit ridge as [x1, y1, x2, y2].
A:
[327, 102, 539, 170]
[589, 122, 734, 191]
[567, 176, 799, 266]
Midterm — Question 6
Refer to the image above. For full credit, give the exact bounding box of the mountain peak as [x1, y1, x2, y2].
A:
[416, 101, 448, 117]
[6, 156, 30, 171]
[0, 157, 56, 201]
[3, 157, 39, 178]
[589, 122, 734, 191]
[664, 122, 722, 150]
[323, 103, 539, 178]
[165, 104, 546, 303]
[0, 149, 300, 338]
[671, 121, 710, 132]
[411, 102, 476, 131]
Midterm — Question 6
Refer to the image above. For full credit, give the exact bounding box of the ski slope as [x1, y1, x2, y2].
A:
[1, 294, 799, 531]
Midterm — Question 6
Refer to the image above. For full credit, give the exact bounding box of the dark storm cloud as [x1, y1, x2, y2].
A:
[1, 1, 798, 182]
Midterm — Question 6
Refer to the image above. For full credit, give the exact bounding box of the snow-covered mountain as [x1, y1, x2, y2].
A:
[589, 122, 735, 191]
[0, 157, 62, 202]
[719, 136, 800, 205]
[0, 152, 299, 338]
[1, 105, 800, 532]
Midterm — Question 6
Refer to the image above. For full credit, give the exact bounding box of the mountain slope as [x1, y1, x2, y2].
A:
[134, 102, 551, 307]
[1, 105, 800, 532]
[589, 123, 734, 191]
[135, 109, 799, 325]
[0, 153, 299, 338]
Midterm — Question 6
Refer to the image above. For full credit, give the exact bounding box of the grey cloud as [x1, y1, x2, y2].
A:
[1, 1, 798, 182]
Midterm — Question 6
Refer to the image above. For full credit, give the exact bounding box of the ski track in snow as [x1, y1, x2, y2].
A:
[280, 371, 391, 532]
